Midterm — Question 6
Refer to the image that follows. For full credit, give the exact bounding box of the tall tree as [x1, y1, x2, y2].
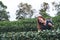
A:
[39, 2, 50, 18]
[52, 2, 60, 16]
[16, 3, 34, 20]
[0, 1, 9, 21]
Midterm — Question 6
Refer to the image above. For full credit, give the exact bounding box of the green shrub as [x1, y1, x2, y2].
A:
[0, 17, 60, 32]
[0, 18, 37, 32]
[52, 16, 60, 30]
[0, 30, 60, 40]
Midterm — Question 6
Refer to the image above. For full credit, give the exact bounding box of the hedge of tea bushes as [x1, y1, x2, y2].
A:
[0, 18, 37, 32]
[52, 16, 60, 30]
[0, 30, 60, 40]
[0, 16, 60, 32]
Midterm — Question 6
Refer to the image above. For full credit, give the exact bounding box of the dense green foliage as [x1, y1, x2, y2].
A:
[0, 30, 60, 40]
[0, 18, 37, 32]
[52, 16, 60, 30]
[0, 15, 60, 32]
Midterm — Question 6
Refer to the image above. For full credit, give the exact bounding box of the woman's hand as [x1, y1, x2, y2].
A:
[48, 23, 53, 27]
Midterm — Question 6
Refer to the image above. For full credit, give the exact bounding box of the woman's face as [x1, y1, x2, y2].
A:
[38, 18, 44, 23]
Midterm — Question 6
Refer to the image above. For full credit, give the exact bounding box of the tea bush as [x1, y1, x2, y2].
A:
[0, 30, 60, 40]
[0, 18, 37, 32]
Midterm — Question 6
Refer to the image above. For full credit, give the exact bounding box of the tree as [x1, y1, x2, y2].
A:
[52, 2, 60, 16]
[16, 3, 34, 20]
[52, 2, 60, 30]
[0, 1, 9, 21]
[39, 2, 50, 18]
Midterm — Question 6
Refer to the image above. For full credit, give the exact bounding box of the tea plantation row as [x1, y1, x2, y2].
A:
[0, 30, 60, 40]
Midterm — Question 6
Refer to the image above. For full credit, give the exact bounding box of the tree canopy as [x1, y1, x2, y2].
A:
[16, 3, 34, 20]
[0, 1, 9, 21]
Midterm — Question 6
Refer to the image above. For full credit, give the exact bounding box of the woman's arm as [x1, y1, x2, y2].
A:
[48, 21, 54, 27]
[48, 23, 53, 26]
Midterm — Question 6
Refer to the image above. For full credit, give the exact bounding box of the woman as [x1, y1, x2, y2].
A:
[37, 16, 53, 32]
